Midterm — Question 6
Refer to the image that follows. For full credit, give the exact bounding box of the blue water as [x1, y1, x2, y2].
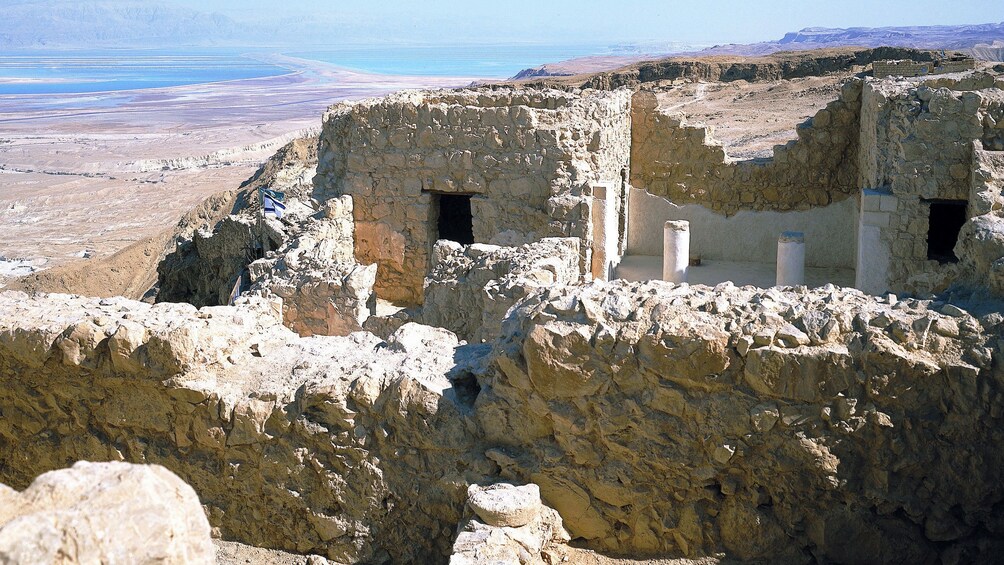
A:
[0, 49, 290, 95]
[0, 44, 622, 95]
[289, 44, 614, 78]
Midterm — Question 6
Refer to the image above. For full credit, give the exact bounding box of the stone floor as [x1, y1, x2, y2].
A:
[614, 255, 856, 288]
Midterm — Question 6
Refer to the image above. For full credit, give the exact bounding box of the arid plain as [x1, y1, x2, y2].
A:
[0, 55, 471, 287]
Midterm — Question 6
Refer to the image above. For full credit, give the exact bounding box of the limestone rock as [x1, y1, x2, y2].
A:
[467, 483, 541, 528]
[2, 281, 1004, 563]
[0, 291, 477, 563]
[0, 461, 214, 564]
[479, 279, 1004, 560]
[451, 483, 569, 565]
[421, 238, 580, 342]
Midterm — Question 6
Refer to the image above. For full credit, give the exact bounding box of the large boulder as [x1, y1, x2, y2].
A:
[0, 461, 214, 564]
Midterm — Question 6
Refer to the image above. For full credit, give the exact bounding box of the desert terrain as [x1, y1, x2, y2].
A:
[653, 75, 845, 159]
[0, 55, 472, 289]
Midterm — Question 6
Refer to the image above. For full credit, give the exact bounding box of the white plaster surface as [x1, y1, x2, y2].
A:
[615, 255, 854, 288]
[627, 188, 857, 268]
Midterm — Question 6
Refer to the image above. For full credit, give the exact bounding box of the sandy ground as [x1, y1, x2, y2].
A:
[0, 54, 474, 289]
[653, 74, 848, 159]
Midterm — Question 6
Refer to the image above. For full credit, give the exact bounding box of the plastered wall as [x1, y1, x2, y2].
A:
[628, 188, 858, 268]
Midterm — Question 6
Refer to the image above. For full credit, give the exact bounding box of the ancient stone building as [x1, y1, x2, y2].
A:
[313, 88, 632, 303]
[302, 73, 1004, 308]
[627, 74, 1004, 297]
[856, 80, 1004, 294]
[9, 64, 1004, 565]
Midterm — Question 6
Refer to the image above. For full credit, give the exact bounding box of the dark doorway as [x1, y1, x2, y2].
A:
[924, 199, 967, 263]
[435, 193, 474, 245]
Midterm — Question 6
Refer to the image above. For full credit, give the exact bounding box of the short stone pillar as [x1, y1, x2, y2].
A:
[663, 220, 690, 283]
[776, 231, 806, 286]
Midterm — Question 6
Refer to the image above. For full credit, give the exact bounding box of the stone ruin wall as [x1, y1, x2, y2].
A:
[3, 281, 1004, 563]
[0, 293, 480, 563]
[871, 59, 978, 79]
[481, 281, 1004, 562]
[244, 195, 376, 337]
[859, 81, 1004, 294]
[314, 88, 632, 304]
[956, 145, 1004, 295]
[630, 80, 862, 216]
[421, 237, 581, 343]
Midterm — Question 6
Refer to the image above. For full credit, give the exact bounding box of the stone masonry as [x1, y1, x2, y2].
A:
[421, 237, 580, 343]
[858, 79, 1004, 294]
[314, 88, 632, 303]
[630, 81, 862, 216]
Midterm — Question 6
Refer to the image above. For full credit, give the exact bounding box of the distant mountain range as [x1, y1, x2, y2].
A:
[697, 22, 1004, 58]
[512, 22, 1004, 80]
[0, 1, 249, 48]
[777, 23, 1004, 50]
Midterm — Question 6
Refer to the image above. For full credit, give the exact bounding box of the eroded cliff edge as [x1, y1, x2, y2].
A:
[2, 282, 1002, 563]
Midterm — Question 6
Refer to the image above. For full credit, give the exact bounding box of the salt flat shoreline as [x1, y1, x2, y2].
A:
[0, 54, 476, 284]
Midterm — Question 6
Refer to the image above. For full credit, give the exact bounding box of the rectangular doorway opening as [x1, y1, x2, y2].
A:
[924, 199, 967, 264]
[434, 193, 474, 245]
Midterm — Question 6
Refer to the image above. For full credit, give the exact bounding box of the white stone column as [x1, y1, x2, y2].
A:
[591, 183, 619, 281]
[776, 231, 806, 286]
[663, 220, 690, 283]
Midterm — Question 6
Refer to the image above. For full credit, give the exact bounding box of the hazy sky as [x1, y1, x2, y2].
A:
[168, 0, 1004, 44]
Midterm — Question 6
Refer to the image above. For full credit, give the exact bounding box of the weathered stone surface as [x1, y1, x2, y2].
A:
[421, 237, 580, 342]
[0, 291, 482, 563]
[478, 280, 1004, 561]
[0, 461, 214, 564]
[467, 483, 541, 528]
[3, 280, 1004, 563]
[246, 195, 376, 337]
[451, 483, 569, 565]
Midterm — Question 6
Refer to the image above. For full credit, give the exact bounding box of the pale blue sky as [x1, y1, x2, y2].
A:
[170, 0, 1004, 44]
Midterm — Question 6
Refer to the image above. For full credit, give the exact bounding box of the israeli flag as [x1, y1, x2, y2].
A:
[263, 193, 286, 219]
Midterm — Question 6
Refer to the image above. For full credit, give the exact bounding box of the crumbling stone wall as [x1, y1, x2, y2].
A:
[0, 293, 483, 563]
[246, 196, 376, 337]
[2, 282, 1004, 562]
[477, 280, 1004, 562]
[871, 58, 977, 79]
[956, 143, 1004, 294]
[858, 81, 1004, 294]
[314, 88, 632, 303]
[421, 238, 580, 343]
[630, 80, 861, 216]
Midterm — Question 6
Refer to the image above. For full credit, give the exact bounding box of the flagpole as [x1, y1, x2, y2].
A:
[258, 187, 270, 256]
